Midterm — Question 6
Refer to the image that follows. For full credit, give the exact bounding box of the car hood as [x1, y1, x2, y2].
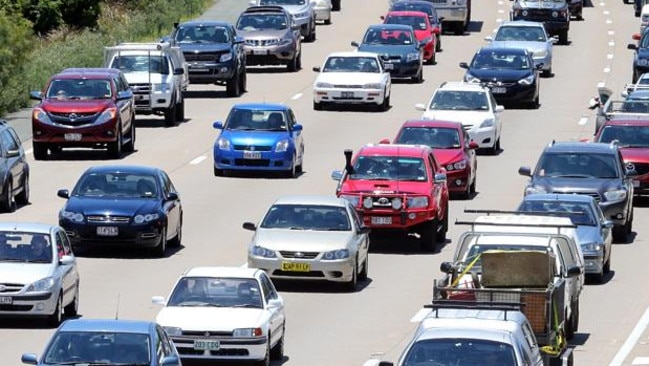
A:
[178, 43, 232, 53]
[0, 263, 53, 284]
[489, 41, 547, 53]
[358, 44, 415, 56]
[620, 147, 649, 164]
[341, 179, 429, 195]
[220, 130, 290, 146]
[238, 29, 291, 40]
[421, 110, 492, 128]
[414, 30, 433, 41]
[574, 225, 604, 245]
[315, 72, 385, 85]
[156, 307, 266, 330]
[279, 4, 309, 13]
[253, 229, 353, 251]
[64, 197, 159, 216]
[39, 99, 113, 114]
[123, 72, 173, 85]
[467, 68, 532, 82]
[433, 149, 466, 165]
[530, 177, 621, 194]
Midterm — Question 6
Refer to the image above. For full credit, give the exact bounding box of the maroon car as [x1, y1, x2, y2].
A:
[595, 119, 649, 196]
[30, 68, 136, 160]
[389, 120, 478, 199]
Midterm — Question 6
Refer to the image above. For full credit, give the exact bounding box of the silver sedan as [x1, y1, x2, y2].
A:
[245, 195, 370, 291]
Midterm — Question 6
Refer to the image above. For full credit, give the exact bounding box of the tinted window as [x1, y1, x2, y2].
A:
[0, 232, 53, 263]
[260, 204, 351, 231]
[518, 200, 597, 226]
[43, 331, 151, 365]
[73, 172, 159, 198]
[429, 90, 489, 111]
[0, 130, 18, 152]
[535, 152, 619, 179]
[47, 79, 112, 100]
[351, 156, 426, 181]
[396, 127, 461, 149]
[495, 26, 547, 42]
[471, 50, 531, 69]
[237, 14, 289, 30]
[597, 125, 649, 147]
[175, 25, 231, 43]
[225, 108, 288, 131]
[111, 55, 171, 75]
[168, 277, 263, 308]
[403, 338, 516, 366]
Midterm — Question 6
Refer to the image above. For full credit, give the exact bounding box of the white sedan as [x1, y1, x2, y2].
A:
[313, 51, 391, 111]
[152, 266, 286, 366]
[245, 195, 371, 291]
[314, 0, 332, 24]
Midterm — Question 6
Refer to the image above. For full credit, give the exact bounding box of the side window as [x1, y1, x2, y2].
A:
[618, 151, 627, 176]
[1, 130, 18, 152]
[56, 231, 72, 256]
[464, 131, 472, 146]
[555, 237, 577, 270]
[349, 204, 362, 229]
[7, 128, 22, 150]
[260, 273, 277, 301]
[160, 172, 173, 197]
[288, 109, 297, 128]
[489, 91, 497, 109]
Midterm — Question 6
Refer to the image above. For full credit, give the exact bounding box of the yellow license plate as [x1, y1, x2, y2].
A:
[281, 262, 310, 272]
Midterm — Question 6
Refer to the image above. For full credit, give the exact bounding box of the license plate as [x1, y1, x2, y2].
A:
[135, 95, 149, 101]
[281, 262, 311, 272]
[194, 340, 220, 351]
[384, 63, 394, 70]
[0, 296, 12, 305]
[633, 180, 640, 188]
[64, 133, 82, 141]
[341, 91, 354, 98]
[371, 216, 392, 225]
[253, 49, 268, 55]
[96, 226, 118, 236]
[190, 68, 209, 72]
[243, 151, 262, 159]
[491, 87, 506, 94]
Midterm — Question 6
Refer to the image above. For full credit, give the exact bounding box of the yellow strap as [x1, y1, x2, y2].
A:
[451, 253, 481, 287]
[540, 297, 565, 356]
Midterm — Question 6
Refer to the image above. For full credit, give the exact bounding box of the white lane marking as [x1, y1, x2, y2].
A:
[410, 307, 431, 323]
[189, 155, 206, 165]
[609, 41, 615, 47]
[291, 93, 303, 100]
[498, 9, 505, 13]
[597, 81, 606, 88]
[632, 358, 649, 365]
[604, 67, 611, 73]
[240, 262, 248, 268]
[608, 30, 615, 36]
[610, 306, 649, 365]
[496, 18, 503, 23]
[606, 19, 613, 24]
[599, 1, 605, 4]
[603, 10, 610, 15]
[498, 0, 504, 4]
[608, 54, 614, 59]
[578, 117, 588, 126]
[25, 148, 33, 155]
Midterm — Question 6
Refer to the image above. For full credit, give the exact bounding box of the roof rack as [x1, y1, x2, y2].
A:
[106, 41, 174, 51]
[424, 300, 525, 320]
[464, 208, 584, 217]
[244, 5, 286, 12]
[455, 219, 577, 230]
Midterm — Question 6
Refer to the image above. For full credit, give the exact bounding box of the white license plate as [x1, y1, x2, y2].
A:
[0, 296, 12, 305]
[491, 87, 506, 94]
[384, 63, 394, 70]
[194, 340, 220, 351]
[253, 49, 268, 55]
[97, 226, 118, 236]
[633, 179, 640, 188]
[341, 91, 354, 98]
[64, 133, 82, 141]
[190, 68, 209, 72]
[371, 216, 392, 225]
[243, 151, 262, 159]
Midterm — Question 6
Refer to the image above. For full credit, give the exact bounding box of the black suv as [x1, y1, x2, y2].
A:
[0, 120, 29, 212]
[511, 0, 570, 45]
[519, 141, 637, 243]
[168, 20, 247, 97]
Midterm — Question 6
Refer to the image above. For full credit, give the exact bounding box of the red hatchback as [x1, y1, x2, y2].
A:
[390, 120, 478, 199]
[595, 119, 649, 196]
[331, 144, 449, 252]
[30, 68, 136, 160]
[382, 11, 437, 64]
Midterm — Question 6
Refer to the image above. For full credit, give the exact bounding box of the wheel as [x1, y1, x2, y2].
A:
[542, 67, 552, 77]
[47, 294, 63, 327]
[0, 180, 14, 213]
[33, 142, 48, 160]
[488, 138, 499, 155]
[284, 156, 297, 178]
[226, 71, 241, 97]
[603, 252, 611, 274]
[436, 35, 442, 52]
[214, 166, 224, 176]
[437, 206, 448, 243]
[309, 20, 317, 42]
[380, 91, 390, 112]
[15, 172, 29, 206]
[107, 128, 123, 159]
[332, 0, 341, 11]
[359, 254, 368, 281]
[239, 67, 247, 93]
[287, 52, 299, 72]
[64, 284, 79, 317]
[169, 217, 182, 248]
[530, 94, 540, 109]
[419, 220, 438, 252]
[559, 30, 568, 45]
[469, 173, 477, 195]
[454, 22, 464, 35]
[152, 226, 167, 258]
[565, 300, 579, 340]
[164, 101, 177, 127]
[256, 339, 271, 366]
[296, 148, 304, 174]
[411, 67, 423, 83]
[270, 326, 285, 360]
[324, 16, 331, 25]
[175, 98, 185, 121]
[296, 51, 302, 70]
[123, 120, 135, 153]
[612, 222, 630, 243]
[344, 259, 358, 292]
[313, 100, 323, 110]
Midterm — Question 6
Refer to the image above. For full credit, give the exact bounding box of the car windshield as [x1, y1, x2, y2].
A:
[167, 277, 263, 308]
[535, 153, 619, 179]
[390, 3, 435, 20]
[518, 201, 597, 226]
[110, 55, 170, 74]
[402, 338, 517, 366]
[597, 125, 649, 147]
[260, 204, 351, 231]
[494, 26, 547, 42]
[175, 25, 231, 43]
[363, 28, 414, 45]
[237, 14, 288, 31]
[463, 246, 552, 269]
[323, 56, 380, 73]
[43, 331, 151, 365]
[260, 0, 306, 4]
[225, 108, 288, 131]
[350, 156, 427, 181]
[0, 232, 53, 263]
[384, 15, 428, 31]
[73, 173, 159, 198]
[471, 51, 531, 69]
[396, 127, 462, 149]
[46, 78, 112, 100]
[429, 90, 489, 111]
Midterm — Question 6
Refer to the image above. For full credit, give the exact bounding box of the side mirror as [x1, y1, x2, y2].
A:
[6, 149, 20, 158]
[167, 192, 179, 201]
[438, 17, 445, 22]
[358, 226, 371, 235]
[379, 363, 395, 366]
[351, 41, 359, 48]
[415, 103, 427, 111]
[434, 172, 447, 183]
[213, 121, 224, 129]
[313, 66, 321, 72]
[243, 222, 257, 231]
[29, 91, 43, 101]
[588, 97, 601, 110]
[57, 189, 70, 199]
[173, 67, 184, 75]
[603, 220, 614, 228]
[117, 90, 133, 101]
[234, 35, 245, 44]
[484, 36, 494, 42]
[161, 355, 182, 366]
[268, 298, 283, 308]
[628, 43, 639, 50]
[379, 138, 390, 144]
[459, 62, 469, 69]
[495, 105, 505, 112]
[468, 141, 479, 149]
[518, 166, 532, 176]
[21, 353, 38, 365]
[293, 124, 303, 131]
[419, 41, 427, 48]
[331, 170, 343, 181]
[291, 24, 300, 30]
[621, 91, 629, 98]
[550, 36, 559, 44]
[566, 265, 582, 277]
[59, 255, 75, 265]
[151, 296, 166, 305]
[440, 261, 454, 274]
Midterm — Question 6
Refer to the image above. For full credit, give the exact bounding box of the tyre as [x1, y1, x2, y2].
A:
[565, 300, 579, 340]
[436, 35, 442, 52]
[296, 51, 302, 70]
[332, 0, 341, 11]
[164, 101, 177, 127]
[344, 259, 358, 292]
[152, 226, 167, 258]
[64, 284, 79, 317]
[47, 294, 63, 327]
[307, 20, 316, 42]
[123, 121, 135, 153]
[15, 172, 29, 206]
[214, 166, 224, 176]
[226, 71, 241, 97]
[437, 206, 448, 243]
[257, 340, 271, 366]
[542, 67, 552, 77]
[313, 100, 323, 110]
[240, 67, 247, 93]
[454, 22, 464, 35]
[603, 251, 611, 274]
[419, 220, 438, 252]
[169, 218, 182, 248]
[359, 254, 368, 281]
[380, 92, 390, 112]
[0, 180, 13, 213]
[324, 16, 332, 25]
[559, 30, 568, 45]
[175, 98, 185, 121]
[107, 128, 123, 159]
[296, 149, 304, 174]
[33, 142, 48, 160]
[284, 157, 297, 178]
[529, 94, 540, 109]
[488, 138, 499, 155]
[270, 327, 285, 361]
[287, 53, 299, 72]
[411, 67, 423, 83]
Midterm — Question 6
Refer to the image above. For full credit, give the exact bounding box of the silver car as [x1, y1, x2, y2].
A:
[244, 195, 370, 291]
[252, 0, 317, 42]
[485, 20, 556, 77]
[0, 222, 79, 326]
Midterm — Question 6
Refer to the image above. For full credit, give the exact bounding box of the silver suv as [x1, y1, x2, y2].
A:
[252, 0, 317, 42]
[0, 120, 29, 212]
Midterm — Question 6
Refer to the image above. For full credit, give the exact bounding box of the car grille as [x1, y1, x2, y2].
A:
[629, 162, 649, 175]
[234, 159, 270, 167]
[183, 52, 220, 62]
[182, 330, 232, 337]
[362, 195, 405, 210]
[177, 348, 249, 356]
[245, 39, 278, 46]
[130, 83, 152, 94]
[86, 216, 131, 224]
[386, 55, 402, 61]
[332, 84, 364, 89]
[552, 191, 601, 202]
[233, 145, 272, 152]
[279, 251, 319, 259]
[0, 283, 23, 293]
[518, 9, 553, 22]
[48, 111, 98, 126]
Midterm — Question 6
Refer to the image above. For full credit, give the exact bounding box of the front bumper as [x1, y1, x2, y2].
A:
[583, 254, 604, 275]
[632, 173, 649, 194]
[214, 148, 295, 172]
[314, 87, 385, 105]
[533, 54, 552, 71]
[60, 220, 164, 248]
[0, 290, 58, 317]
[186, 61, 236, 84]
[248, 256, 355, 282]
[385, 59, 421, 78]
[133, 90, 173, 113]
[356, 208, 433, 230]
[32, 120, 118, 146]
[599, 199, 630, 227]
[487, 82, 537, 104]
[436, 7, 468, 23]
[445, 168, 472, 193]
[244, 45, 297, 66]
[171, 334, 267, 361]
[465, 124, 497, 149]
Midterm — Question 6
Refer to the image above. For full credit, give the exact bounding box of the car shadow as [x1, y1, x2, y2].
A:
[246, 66, 293, 74]
[317, 104, 390, 113]
[369, 232, 444, 255]
[585, 270, 615, 285]
[183, 90, 230, 99]
[219, 170, 305, 179]
[73, 243, 185, 259]
[272, 277, 373, 294]
[633, 195, 649, 207]
[43, 149, 138, 161]
[569, 333, 591, 347]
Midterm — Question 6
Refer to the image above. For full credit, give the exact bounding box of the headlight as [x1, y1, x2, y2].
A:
[524, 186, 547, 195]
[581, 243, 603, 252]
[533, 49, 548, 58]
[340, 194, 360, 206]
[233, 328, 263, 337]
[465, 73, 480, 83]
[392, 197, 403, 210]
[638, 58, 649, 66]
[322, 249, 350, 260]
[217, 137, 231, 150]
[252, 245, 276, 258]
[406, 52, 420, 62]
[95, 108, 117, 124]
[480, 118, 494, 128]
[61, 210, 84, 223]
[278, 39, 292, 46]
[407, 196, 429, 208]
[294, 11, 309, 19]
[363, 196, 373, 209]
[604, 189, 626, 202]
[275, 139, 289, 152]
[363, 83, 383, 89]
[26, 277, 55, 292]
[163, 326, 182, 336]
[133, 213, 160, 224]
[446, 160, 467, 171]
[518, 74, 535, 85]
[316, 82, 333, 88]
[152, 83, 171, 93]
[220, 53, 233, 62]
[33, 108, 53, 124]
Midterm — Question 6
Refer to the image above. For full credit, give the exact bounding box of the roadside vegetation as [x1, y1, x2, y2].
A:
[0, 0, 210, 116]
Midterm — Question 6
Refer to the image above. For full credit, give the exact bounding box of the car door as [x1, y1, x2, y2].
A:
[348, 203, 369, 262]
[260, 273, 284, 346]
[593, 202, 612, 254]
[55, 230, 76, 306]
[488, 91, 503, 138]
[160, 172, 181, 239]
[114, 74, 132, 135]
[229, 25, 245, 74]
[1, 128, 25, 194]
[554, 236, 582, 300]
[463, 129, 477, 173]
[287, 109, 303, 160]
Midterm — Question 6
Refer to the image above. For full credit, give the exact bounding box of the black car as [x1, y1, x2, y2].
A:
[460, 46, 541, 108]
[388, 1, 444, 50]
[0, 119, 29, 212]
[167, 20, 247, 97]
[518, 141, 637, 243]
[627, 29, 649, 82]
[57, 165, 183, 257]
[352, 24, 425, 83]
[511, 0, 570, 44]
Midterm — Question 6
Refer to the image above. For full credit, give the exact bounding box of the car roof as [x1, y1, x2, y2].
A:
[272, 195, 349, 207]
[326, 51, 380, 58]
[543, 141, 618, 154]
[368, 23, 414, 31]
[358, 143, 433, 158]
[386, 10, 429, 17]
[521, 193, 596, 204]
[56, 68, 121, 79]
[0, 222, 58, 234]
[497, 20, 546, 28]
[183, 266, 262, 279]
[401, 119, 464, 129]
[82, 165, 160, 175]
[58, 319, 154, 333]
[231, 103, 289, 111]
[177, 20, 232, 27]
[601, 119, 649, 127]
[474, 214, 574, 227]
[419, 308, 527, 334]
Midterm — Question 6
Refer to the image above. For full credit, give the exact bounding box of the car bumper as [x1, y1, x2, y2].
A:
[437, 7, 468, 23]
[133, 91, 173, 112]
[466, 125, 497, 149]
[171, 335, 268, 361]
[0, 290, 59, 317]
[632, 173, 649, 194]
[244, 45, 297, 66]
[445, 168, 472, 192]
[248, 256, 355, 282]
[599, 199, 630, 227]
[186, 62, 236, 84]
[60, 220, 164, 248]
[214, 149, 295, 171]
[489, 83, 537, 103]
[32, 120, 119, 145]
[385, 60, 421, 78]
[583, 254, 604, 274]
[533, 55, 552, 71]
[356, 208, 433, 230]
[314, 87, 385, 105]
[314, 6, 331, 20]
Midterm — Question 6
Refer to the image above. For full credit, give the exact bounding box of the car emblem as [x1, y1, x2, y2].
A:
[204, 332, 210, 337]
[69, 113, 78, 121]
[249, 146, 255, 151]
[295, 252, 304, 258]
[0, 285, 5, 292]
[626, 162, 635, 171]
[496, 81, 502, 86]
[378, 197, 389, 205]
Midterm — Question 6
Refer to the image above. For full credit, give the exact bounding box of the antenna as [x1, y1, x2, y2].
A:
[115, 293, 120, 320]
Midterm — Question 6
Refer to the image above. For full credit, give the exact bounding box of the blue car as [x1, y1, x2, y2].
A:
[21, 319, 182, 366]
[212, 103, 305, 178]
[352, 24, 425, 83]
[57, 165, 183, 257]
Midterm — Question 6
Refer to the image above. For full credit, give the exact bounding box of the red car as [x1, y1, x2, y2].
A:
[390, 120, 478, 199]
[30, 68, 136, 160]
[594, 119, 649, 195]
[331, 144, 449, 252]
[382, 10, 436, 64]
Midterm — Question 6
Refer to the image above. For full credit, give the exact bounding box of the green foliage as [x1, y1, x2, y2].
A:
[0, 10, 34, 115]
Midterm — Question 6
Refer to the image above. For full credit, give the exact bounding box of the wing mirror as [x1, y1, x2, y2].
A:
[459, 62, 469, 69]
[151, 296, 166, 305]
[484, 36, 494, 42]
[518, 166, 532, 177]
[213, 121, 224, 129]
[415, 103, 426, 111]
[468, 141, 479, 149]
[57, 189, 70, 199]
[331, 170, 343, 181]
[243, 222, 257, 231]
[351, 41, 360, 47]
[29, 91, 43, 101]
[603, 220, 614, 228]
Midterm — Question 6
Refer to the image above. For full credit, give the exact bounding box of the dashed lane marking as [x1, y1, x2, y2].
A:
[25, 148, 33, 155]
[608, 54, 614, 59]
[632, 357, 649, 365]
[604, 66, 611, 73]
[610, 304, 649, 365]
[609, 41, 615, 47]
[608, 30, 615, 35]
[291, 93, 303, 100]
[578, 117, 588, 126]
[189, 155, 206, 165]
[597, 81, 606, 88]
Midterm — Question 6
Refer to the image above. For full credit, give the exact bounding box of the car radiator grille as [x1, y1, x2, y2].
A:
[233, 145, 272, 151]
[181, 330, 233, 337]
[332, 84, 364, 89]
[0, 283, 23, 293]
[363, 195, 405, 209]
[49, 111, 97, 126]
[130, 83, 152, 94]
[0, 304, 33, 311]
[518, 10, 553, 22]
[234, 159, 270, 167]
[279, 251, 319, 259]
[429, 0, 448, 3]
[184, 52, 220, 62]
[86, 216, 131, 223]
[245, 39, 276, 46]
[630, 162, 649, 175]
[552, 192, 601, 202]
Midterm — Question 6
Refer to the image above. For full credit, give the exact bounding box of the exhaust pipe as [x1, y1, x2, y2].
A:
[344, 149, 354, 175]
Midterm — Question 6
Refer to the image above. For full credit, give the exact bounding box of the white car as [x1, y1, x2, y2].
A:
[415, 81, 503, 154]
[152, 267, 285, 366]
[245, 195, 371, 291]
[313, 0, 332, 24]
[313, 51, 392, 111]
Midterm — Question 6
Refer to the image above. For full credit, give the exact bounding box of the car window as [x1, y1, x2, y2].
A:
[57, 230, 73, 256]
[156, 325, 171, 359]
[396, 127, 462, 149]
[260, 273, 278, 301]
[384, 15, 428, 30]
[288, 109, 297, 128]
[0, 129, 18, 153]
[168, 277, 263, 308]
[403, 338, 517, 366]
[350, 156, 427, 181]
[260, 204, 351, 231]
[363, 28, 413, 45]
[495, 26, 547, 42]
[323, 56, 380, 73]
[348, 204, 362, 229]
[43, 331, 151, 365]
[536, 152, 619, 178]
[429, 90, 489, 111]
[236, 13, 289, 31]
[0, 232, 53, 263]
[73, 172, 159, 198]
[175, 25, 231, 43]
[47, 78, 113, 100]
[518, 200, 597, 226]
[225, 108, 288, 131]
[471, 51, 531, 70]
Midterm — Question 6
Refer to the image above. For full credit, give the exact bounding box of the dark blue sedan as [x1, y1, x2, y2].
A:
[57, 165, 183, 257]
[352, 24, 425, 83]
[21, 318, 182, 366]
[212, 103, 305, 178]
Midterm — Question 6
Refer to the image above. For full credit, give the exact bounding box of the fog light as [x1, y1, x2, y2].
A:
[106, 130, 114, 136]
[615, 213, 624, 219]
[36, 303, 45, 310]
[455, 179, 463, 186]
[220, 67, 229, 73]
[408, 213, 416, 220]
